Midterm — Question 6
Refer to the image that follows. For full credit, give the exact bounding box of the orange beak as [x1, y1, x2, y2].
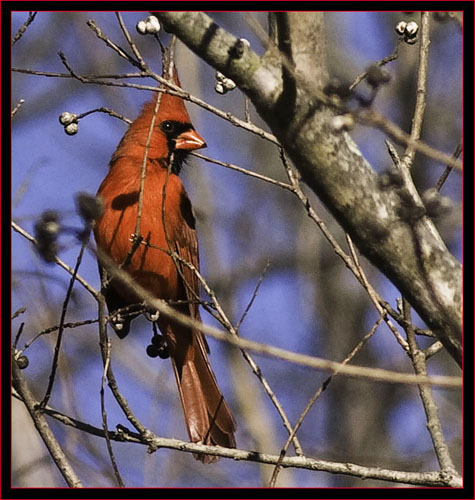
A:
[175, 129, 207, 151]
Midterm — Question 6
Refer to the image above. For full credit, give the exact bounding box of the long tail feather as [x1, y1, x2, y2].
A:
[171, 328, 236, 463]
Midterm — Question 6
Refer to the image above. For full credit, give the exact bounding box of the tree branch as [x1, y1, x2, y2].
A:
[15, 393, 462, 487]
[155, 11, 462, 367]
[12, 357, 83, 488]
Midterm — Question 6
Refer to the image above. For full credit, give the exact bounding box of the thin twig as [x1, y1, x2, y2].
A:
[115, 11, 148, 70]
[24, 400, 142, 442]
[97, 281, 148, 437]
[86, 18, 140, 69]
[13, 67, 146, 79]
[198, 147, 436, 344]
[349, 43, 400, 91]
[12, 12, 37, 46]
[16, 307, 145, 357]
[402, 12, 430, 168]
[159, 45, 177, 257]
[12, 391, 462, 487]
[12, 98, 25, 117]
[356, 107, 461, 171]
[40, 235, 89, 408]
[346, 234, 410, 354]
[402, 300, 460, 477]
[76, 106, 132, 124]
[235, 261, 270, 331]
[15, 62, 281, 146]
[192, 152, 292, 190]
[17, 318, 99, 356]
[12, 357, 83, 487]
[12, 306, 27, 320]
[99, 297, 125, 487]
[436, 142, 462, 192]
[269, 314, 384, 487]
[423, 341, 444, 359]
[395, 26, 461, 483]
[13, 323, 25, 352]
[244, 97, 251, 122]
[134, 77, 165, 239]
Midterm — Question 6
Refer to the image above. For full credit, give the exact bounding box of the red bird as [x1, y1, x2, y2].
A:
[94, 67, 236, 462]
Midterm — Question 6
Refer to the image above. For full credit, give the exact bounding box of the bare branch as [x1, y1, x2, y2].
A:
[437, 142, 462, 192]
[403, 301, 460, 477]
[12, 98, 25, 117]
[40, 237, 89, 408]
[99, 296, 125, 487]
[13, 390, 462, 487]
[12, 12, 37, 46]
[402, 12, 430, 168]
[86, 18, 140, 69]
[12, 358, 83, 487]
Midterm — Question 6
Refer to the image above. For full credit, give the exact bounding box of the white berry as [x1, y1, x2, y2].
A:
[136, 20, 147, 34]
[405, 21, 419, 37]
[59, 112, 77, 125]
[65, 122, 79, 135]
[223, 78, 236, 91]
[145, 16, 160, 34]
[216, 71, 226, 82]
[395, 21, 407, 35]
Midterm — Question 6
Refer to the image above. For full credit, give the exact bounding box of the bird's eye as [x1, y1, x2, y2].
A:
[161, 121, 175, 133]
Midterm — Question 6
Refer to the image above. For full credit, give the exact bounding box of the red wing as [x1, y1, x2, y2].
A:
[173, 189, 211, 353]
[174, 189, 201, 321]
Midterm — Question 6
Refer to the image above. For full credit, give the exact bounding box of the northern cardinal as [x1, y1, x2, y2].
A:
[94, 65, 236, 462]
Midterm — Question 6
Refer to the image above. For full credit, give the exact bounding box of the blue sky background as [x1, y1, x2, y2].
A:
[12, 11, 462, 488]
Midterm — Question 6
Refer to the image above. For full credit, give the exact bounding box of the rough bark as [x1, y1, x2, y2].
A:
[156, 12, 462, 367]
